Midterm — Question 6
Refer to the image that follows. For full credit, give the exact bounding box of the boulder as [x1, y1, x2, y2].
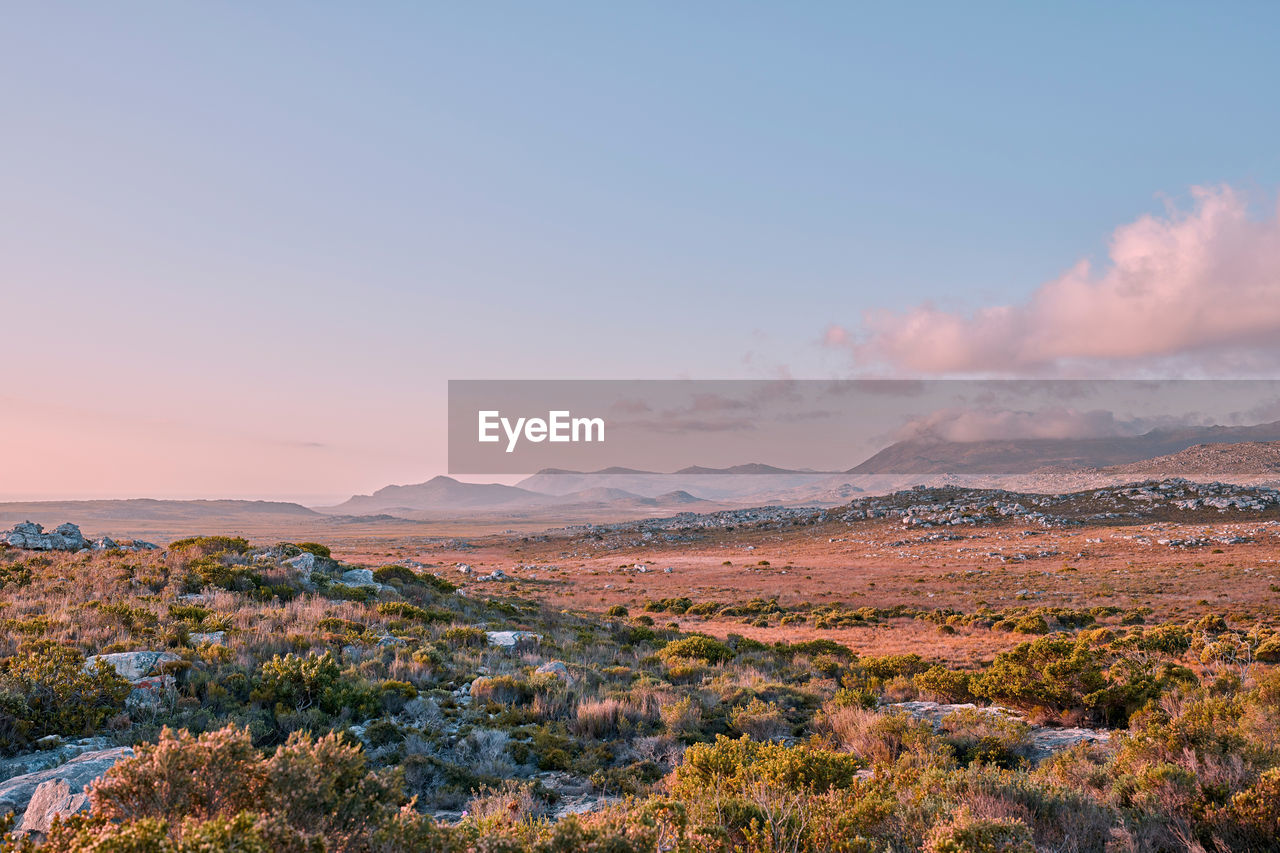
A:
[188, 631, 226, 646]
[535, 661, 571, 681]
[17, 778, 90, 834]
[0, 747, 133, 832]
[340, 568, 378, 587]
[0, 738, 115, 784]
[283, 552, 317, 574]
[3, 521, 86, 552]
[485, 630, 541, 649]
[91, 537, 119, 551]
[84, 651, 181, 682]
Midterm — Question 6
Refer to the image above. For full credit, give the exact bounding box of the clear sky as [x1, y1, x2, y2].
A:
[3, 3, 1280, 501]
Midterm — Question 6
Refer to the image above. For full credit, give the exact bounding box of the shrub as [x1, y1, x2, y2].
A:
[822, 706, 937, 765]
[169, 536, 252, 555]
[605, 605, 629, 618]
[442, 626, 487, 647]
[0, 641, 131, 755]
[924, 807, 1035, 853]
[671, 735, 864, 797]
[915, 666, 974, 702]
[1012, 615, 1049, 635]
[860, 653, 928, 680]
[728, 697, 790, 741]
[938, 708, 1030, 768]
[84, 724, 409, 850]
[661, 636, 734, 665]
[786, 639, 856, 660]
[372, 565, 417, 585]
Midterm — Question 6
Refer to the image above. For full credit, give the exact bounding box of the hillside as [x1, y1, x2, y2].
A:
[848, 420, 1280, 475]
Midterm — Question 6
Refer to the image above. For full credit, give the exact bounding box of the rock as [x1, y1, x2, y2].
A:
[0, 747, 133, 832]
[376, 634, 406, 647]
[188, 631, 226, 646]
[126, 675, 177, 711]
[0, 738, 115, 784]
[340, 568, 379, 588]
[84, 651, 181, 682]
[130, 540, 159, 551]
[283, 552, 317, 574]
[1025, 726, 1111, 762]
[888, 701, 1111, 763]
[535, 661, 570, 681]
[17, 778, 90, 834]
[91, 537, 119, 551]
[3, 521, 86, 552]
[485, 630, 541, 648]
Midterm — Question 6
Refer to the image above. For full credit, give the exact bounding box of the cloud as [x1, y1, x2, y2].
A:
[893, 406, 1200, 443]
[837, 186, 1280, 376]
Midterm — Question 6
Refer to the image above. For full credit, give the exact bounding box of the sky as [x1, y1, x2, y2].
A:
[3, 2, 1280, 501]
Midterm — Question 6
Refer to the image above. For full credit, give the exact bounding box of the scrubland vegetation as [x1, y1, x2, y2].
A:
[2, 532, 1280, 851]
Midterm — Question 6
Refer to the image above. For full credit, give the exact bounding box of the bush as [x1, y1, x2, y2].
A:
[924, 807, 1035, 852]
[915, 666, 974, 702]
[443, 626, 487, 647]
[0, 641, 131, 755]
[81, 724, 410, 850]
[938, 708, 1030, 768]
[671, 735, 864, 797]
[372, 564, 417, 585]
[661, 636, 734, 665]
[169, 536, 252, 555]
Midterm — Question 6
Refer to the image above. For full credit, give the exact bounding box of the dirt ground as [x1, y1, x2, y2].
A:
[322, 513, 1280, 667]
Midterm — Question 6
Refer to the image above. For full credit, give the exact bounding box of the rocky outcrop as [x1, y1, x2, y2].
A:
[340, 569, 384, 590]
[84, 651, 180, 682]
[0, 738, 116, 784]
[84, 651, 181, 711]
[0, 747, 133, 833]
[3, 522, 86, 551]
[889, 701, 1111, 763]
[283, 552, 317, 575]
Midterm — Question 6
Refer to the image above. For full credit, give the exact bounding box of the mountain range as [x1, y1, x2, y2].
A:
[9, 425, 1280, 532]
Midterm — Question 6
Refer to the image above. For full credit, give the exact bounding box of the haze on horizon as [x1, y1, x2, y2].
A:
[4, 3, 1280, 502]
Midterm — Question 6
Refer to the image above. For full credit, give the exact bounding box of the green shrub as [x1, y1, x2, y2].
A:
[924, 807, 1035, 852]
[442, 626, 487, 647]
[915, 666, 974, 702]
[372, 565, 417, 585]
[169, 536, 252, 555]
[661, 635, 734, 665]
[0, 641, 132, 755]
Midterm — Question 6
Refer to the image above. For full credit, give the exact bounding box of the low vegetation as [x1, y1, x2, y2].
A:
[2, 533, 1280, 852]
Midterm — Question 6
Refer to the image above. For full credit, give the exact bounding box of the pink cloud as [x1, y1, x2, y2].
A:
[847, 186, 1280, 375]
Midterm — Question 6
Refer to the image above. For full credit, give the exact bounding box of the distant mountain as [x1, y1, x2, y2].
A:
[515, 464, 835, 501]
[848, 421, 1280, 476]
[324, 476, 556, 513]
[0, 499, 320, 524]
[317, 476, 715, 520]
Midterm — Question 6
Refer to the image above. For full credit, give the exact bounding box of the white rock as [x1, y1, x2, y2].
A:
[84, 651, 181, 682]
[485, 630, 541, 648]
[0, 747, 134, 833]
